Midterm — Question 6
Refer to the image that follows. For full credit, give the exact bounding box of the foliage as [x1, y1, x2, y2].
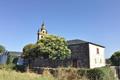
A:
[36, 35, 71, 60]
[77, 68, 88, 76]
[15, 65, 27, 72]
[0, 53, 17, 70]
[110, 51, 120, 66]
[0, 45, 5, 53]
[23, 44, 35, 58]
[0, 67, 116, 80]
[80, 67, 116, 80]
[86, 68, 104, 80]
[41, 67, 116, 80]
[6, 54, 14, 64]
[23, 35, 71, 60]
[5, 54, 18, 70]
[0, 64, 15, 70]
[106, 58, 112, 66]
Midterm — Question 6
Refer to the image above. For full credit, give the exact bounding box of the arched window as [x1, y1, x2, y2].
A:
[42, 31, 45, 33]
[41, 36, 44, 38]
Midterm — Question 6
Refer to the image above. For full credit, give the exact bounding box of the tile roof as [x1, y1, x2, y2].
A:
[67, 39, 105, 48]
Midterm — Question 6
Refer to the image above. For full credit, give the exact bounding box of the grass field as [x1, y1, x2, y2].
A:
[0, 69, 55, 80]
[0, 67, 116, 80]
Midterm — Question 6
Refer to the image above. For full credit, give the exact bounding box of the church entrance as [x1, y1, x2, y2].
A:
[72, 59, 78, 67]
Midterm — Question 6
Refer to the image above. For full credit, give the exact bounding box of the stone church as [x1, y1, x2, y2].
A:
[32, 23, 105, 69]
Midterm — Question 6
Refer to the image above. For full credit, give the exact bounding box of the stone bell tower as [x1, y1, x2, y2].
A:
[37, 22, 47, 40]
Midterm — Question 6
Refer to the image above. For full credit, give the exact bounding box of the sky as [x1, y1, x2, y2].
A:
[0, 0, 120, 58]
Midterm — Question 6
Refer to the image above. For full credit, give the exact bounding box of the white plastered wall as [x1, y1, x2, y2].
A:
[89, 44, 106, 69]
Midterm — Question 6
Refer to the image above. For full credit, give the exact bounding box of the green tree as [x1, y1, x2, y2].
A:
[23, 35, 71, 60]
[23, 44, 36, 70]
[110, 51, 120, 66]
[0, 45, 5, 53]
[37, 35, 71, 60]
[23, 44, 35, 58]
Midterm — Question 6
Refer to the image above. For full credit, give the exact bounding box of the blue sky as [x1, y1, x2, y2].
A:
[0, 0, 120, 58]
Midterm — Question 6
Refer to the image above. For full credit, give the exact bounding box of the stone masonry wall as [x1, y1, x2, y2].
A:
[30, 43, 90, 68]
[68, 43, 90, 68]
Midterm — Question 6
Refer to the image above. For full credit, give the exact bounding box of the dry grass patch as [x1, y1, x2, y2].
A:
[0, 69, 55, 80]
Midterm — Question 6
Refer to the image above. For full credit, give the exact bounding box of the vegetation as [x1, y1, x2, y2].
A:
[0, 37, 117, 80]
[0, 66, 116, 80]
[0, 45, 5, 53]
[34, 67, 116, 80]
[23, 44, 35, 58]
[110, 51, 120, 66]
[0, 51, 20, 70]
[0, 69, 55, 80]
[86, 67, 115, 80]
[23, 35, 71, 60]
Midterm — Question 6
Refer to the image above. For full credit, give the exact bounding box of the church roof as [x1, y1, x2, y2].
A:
[40, 22, 46, 31]
[67, 39, 105, 48]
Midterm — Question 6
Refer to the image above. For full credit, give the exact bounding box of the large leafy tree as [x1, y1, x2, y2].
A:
[110, 51, 120, 66]
[23, 35, 71, 60]
[0, 45, 5, 53]
[37, 35, 71, 60]
[23, 44, 35, 58]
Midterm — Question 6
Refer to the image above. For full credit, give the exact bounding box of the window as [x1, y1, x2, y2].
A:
[42, 30, 46, 33]
[97, 48, 99, 54]
[41, 36, 44, 38]
[100, 59, 102, 63]
[95, 58, 97, 64]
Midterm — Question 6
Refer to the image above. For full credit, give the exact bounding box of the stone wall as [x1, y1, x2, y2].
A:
[30, 58, 71, 68]
[30, 43, 90, 68]
[110, 66, 119, 80]
[68, 43, 90, 68]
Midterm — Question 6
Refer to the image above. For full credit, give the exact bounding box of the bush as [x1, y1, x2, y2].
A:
[6, 54, 17, 65]
[0, 64, 15, 70]
[86, 67, 116, 80]
[77, 68, 88, 77]
[0, 45, 5, 53]
[0, 54, 19, 70]
[110, 51, 120, 66]
[15, 65, 27, 72]
[87, 68, 104, 80]
[44, 67, 116, 80]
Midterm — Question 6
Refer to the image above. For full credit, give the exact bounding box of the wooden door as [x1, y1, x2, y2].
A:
[72, 59, 77, 67]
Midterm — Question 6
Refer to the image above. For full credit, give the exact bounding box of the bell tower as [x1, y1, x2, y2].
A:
[37, 22, 47, 40]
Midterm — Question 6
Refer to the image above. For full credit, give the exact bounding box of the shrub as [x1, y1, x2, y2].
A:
[87, 68, 104, 80]
[86, 67, 116, 80]
[77, 68, 88, 77]
[110, 51, 120, 66]
[15, 65, 27, 72]
[0, 54, 19, 70]
[46, 67, 116, 80]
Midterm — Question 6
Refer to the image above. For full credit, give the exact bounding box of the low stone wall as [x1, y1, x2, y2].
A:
[110, 66, 120, 80]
